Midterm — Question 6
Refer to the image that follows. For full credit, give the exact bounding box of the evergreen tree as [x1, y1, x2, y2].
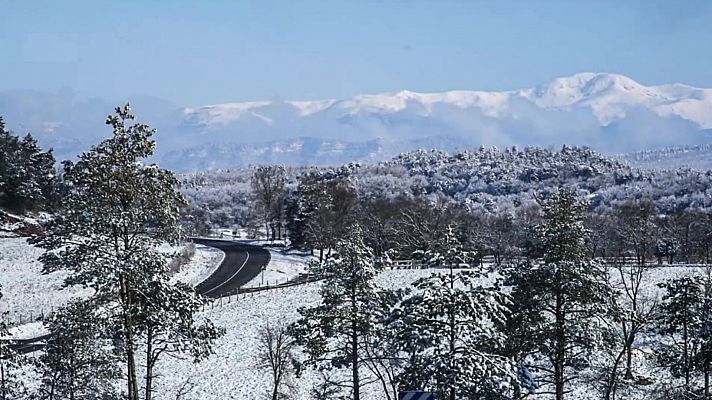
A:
[655, 275, 712, 398]
[36, 104, 221, 400]
[0, 284, 24, 400]
[290, 224, 384, 400]
[505, 190, 615, 400]
[35, 299, 120, 400]
[0, 118, 57, 212]
[285, 171, 323, 251]
[390, 226, 517, 400]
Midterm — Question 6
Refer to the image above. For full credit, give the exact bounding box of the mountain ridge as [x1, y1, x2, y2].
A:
[1, 72, 711, 171]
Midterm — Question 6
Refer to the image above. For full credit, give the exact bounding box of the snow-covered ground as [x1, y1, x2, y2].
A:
[152, 265, 711, 400]
[243, 248, 311, 288]
[0, 238, 224, 333]
[6, 231, 706, 399]
[152, 268, 440, 400]
[0, 237, 91, 325]
[171, 244, 225, 286]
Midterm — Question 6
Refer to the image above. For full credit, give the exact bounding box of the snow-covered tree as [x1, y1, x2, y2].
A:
[655, 274, 712, 398]
[256, 321, 296, 400]
[286, 170, 357, 260]
[0, 285, 24, 400]
[505, 190, 615, 400]
[0, 117, 57, 213]
[290, 224, 384, 400]
[390, 227, 518, 400]
[251, 165, 286, 240]
[36, 104, 221, 400]
[36, 299, 120, 400]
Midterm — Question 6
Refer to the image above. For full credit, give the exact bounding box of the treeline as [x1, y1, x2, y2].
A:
[181, 145, 712, 255]
[212, 161, 712, 267]
[0, 118, 58, 213]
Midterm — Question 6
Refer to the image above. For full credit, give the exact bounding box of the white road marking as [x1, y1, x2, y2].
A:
[202, 248, 250, 296]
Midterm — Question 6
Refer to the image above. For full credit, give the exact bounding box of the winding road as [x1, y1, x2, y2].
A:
[9, 239, 270, 354]
[191, 238, 271, 298]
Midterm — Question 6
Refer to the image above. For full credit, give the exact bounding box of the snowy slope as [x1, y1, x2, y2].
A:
[0, 238, 223, 328]
[0, 237, 90, 322]
[152, 266, 705, 400]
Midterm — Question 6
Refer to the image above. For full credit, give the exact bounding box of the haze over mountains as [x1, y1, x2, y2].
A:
[2, 72, 711, 171]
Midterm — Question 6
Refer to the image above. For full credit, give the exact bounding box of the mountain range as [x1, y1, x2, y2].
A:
[1, 73, 711, 171]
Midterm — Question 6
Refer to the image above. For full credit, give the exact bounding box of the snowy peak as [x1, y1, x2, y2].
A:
[181, 73, 712, 129]
[523, 73, 644, 107]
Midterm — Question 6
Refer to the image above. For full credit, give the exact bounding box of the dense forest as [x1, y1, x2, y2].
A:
[182, 145, 712, 264]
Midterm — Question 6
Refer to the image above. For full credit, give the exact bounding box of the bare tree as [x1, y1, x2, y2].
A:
[251, 165, 286, 241]
[256, 321, 296, 400]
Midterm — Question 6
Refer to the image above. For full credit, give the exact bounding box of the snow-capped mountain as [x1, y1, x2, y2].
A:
[183, 72, 712, 129]
[2, 73, 712, 171]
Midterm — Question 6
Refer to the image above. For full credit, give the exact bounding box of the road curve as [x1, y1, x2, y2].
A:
[191, 238, 271, 298]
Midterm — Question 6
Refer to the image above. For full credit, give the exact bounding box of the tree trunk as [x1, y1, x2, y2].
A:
[605, 346, 626, 400]
[351, 256, 360, 400]
[1, 360, 6, 400]
[684, 287, 691, 390]
[121, 278, 139, 400]
[449, 263, 456, 400]
[351, 301, 360, 399]
[555, 287, 565, 400]
[145, 325, 154, 400]
[705, 363, 709, 400]
[624, 333, 635, 380]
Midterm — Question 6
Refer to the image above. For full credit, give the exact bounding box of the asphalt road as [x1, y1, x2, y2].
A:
[191, 238, 271, 298]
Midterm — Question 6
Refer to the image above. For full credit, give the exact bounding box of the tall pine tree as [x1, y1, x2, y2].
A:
[290, 224, 384, 400]
[505, 190, 614, 400]
[655, 275, 712, 398]
[36, 299, 120, 400]
[36, 104, 221, 400]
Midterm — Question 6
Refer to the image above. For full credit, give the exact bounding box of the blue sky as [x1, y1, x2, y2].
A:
[1, 0, 711, 105]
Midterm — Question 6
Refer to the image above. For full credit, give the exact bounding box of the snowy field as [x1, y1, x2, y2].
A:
[153, 265, 710, 400]
[0, 238, 224, 331]
[152, 268, 439, 400]
[243, 248, 311, 288]
[0, 237, 91, 323]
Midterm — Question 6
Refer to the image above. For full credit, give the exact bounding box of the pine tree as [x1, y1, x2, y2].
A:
[390, 226, 517, 400]
[0, 284, 24, 400]
[290, 224, 384, 400]
[505, 190, 615, 400]
[136, 279, 223, 400]
[35, 104, 221, 400]
[36, 299, 120, 400]
[655, 275, 712, 398]
[0, 118, 57, 213]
